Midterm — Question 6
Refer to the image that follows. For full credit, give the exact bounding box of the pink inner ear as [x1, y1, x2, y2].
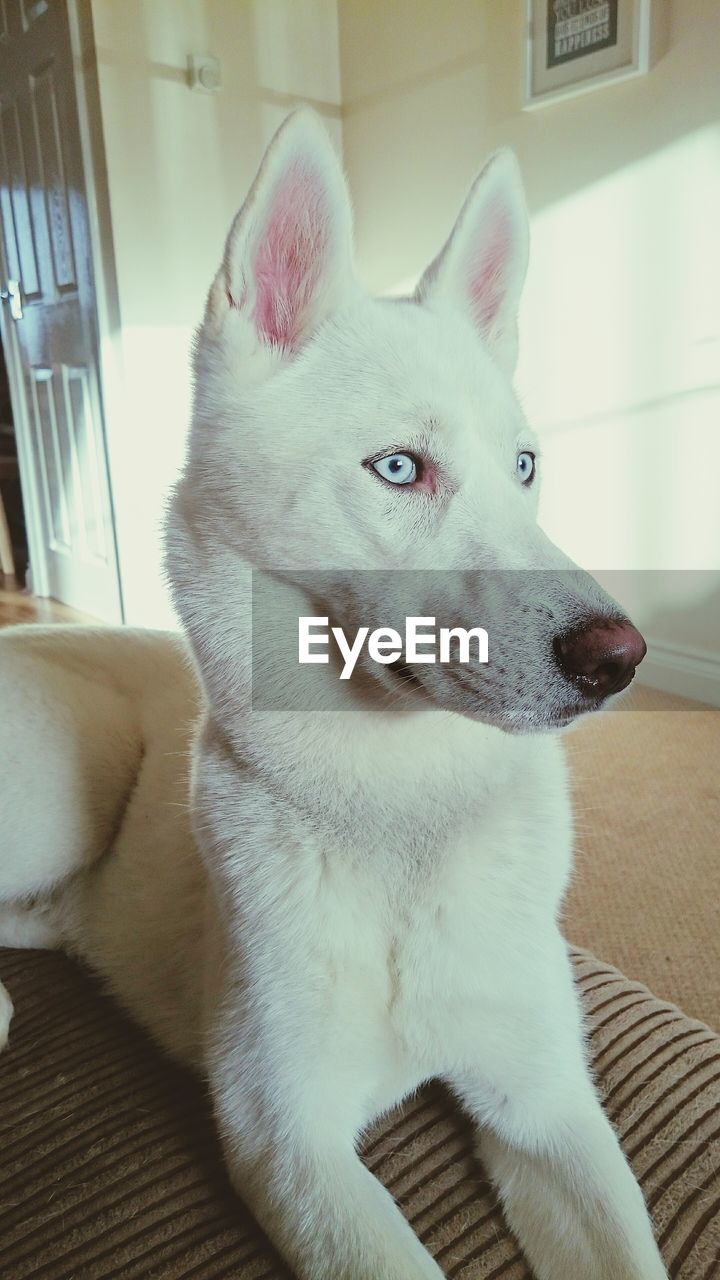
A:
[467, 201, 513, 333]
[252, 159, 330, 351]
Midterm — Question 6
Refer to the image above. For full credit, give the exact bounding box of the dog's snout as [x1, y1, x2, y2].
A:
[553, 618, 647, 699]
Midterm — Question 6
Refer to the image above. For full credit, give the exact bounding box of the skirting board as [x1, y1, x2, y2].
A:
[637, 637, 720, 708]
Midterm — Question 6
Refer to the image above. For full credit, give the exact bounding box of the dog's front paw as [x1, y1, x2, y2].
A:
[0, 980, 14, 1051]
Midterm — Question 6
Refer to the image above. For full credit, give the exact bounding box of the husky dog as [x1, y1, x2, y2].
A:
[0, 112, 666, 1280]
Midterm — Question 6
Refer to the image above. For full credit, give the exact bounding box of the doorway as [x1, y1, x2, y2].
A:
[0, 0, 122, 622]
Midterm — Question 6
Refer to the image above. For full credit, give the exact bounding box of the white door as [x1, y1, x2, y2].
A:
[0, 0, 122, 621]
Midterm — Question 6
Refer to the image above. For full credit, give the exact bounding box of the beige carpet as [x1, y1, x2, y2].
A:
[564, 685, 720, 1031]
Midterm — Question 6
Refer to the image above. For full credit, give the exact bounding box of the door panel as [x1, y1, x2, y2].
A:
[0, 0, 121, 619]
[31, 59, 77, 292]
[0, 98, 42, 298]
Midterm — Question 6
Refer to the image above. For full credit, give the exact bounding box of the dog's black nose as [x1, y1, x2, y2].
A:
[553, 618, 646, 698]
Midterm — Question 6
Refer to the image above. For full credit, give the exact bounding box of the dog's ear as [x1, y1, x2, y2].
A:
[415, 150, 529, 376]
[208, 110, 354, 353]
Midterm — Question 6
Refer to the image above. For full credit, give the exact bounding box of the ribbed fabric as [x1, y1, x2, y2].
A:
[0, 947, 718, 1278]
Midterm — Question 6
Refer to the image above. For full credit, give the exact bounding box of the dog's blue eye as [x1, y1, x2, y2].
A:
[516, 451, 536, 485]
[372, 453, 418, 486]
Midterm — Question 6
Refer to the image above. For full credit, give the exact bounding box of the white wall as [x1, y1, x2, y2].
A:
[338, 0, 720, 702]
[87, 0, 720, 702]
[89, 0, 342, 625]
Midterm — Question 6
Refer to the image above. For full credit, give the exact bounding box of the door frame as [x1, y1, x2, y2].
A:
[67, 0, 126, 620]
[0, 0, 125, 619]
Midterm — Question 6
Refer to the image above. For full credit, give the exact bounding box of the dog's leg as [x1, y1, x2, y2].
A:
[194, 747, 445, 1277]
[473, 1096, 667, 1280]
[219, 1130, 444, 1280]
[0, 980, 12, 1051]
[208, 1038, 444, 1280]
[448, 948, 668, 1280]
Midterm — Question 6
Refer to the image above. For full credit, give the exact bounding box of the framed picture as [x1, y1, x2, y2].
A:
[524, 0, 653, 109]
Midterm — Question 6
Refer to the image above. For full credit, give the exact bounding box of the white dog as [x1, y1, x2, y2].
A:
[0, 111, 666, 1280]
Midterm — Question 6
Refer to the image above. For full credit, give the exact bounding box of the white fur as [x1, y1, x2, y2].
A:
[0, 111, 667, 1280]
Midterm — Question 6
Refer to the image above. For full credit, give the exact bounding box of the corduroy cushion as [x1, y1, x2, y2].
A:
[1, 947, 718, 1279]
